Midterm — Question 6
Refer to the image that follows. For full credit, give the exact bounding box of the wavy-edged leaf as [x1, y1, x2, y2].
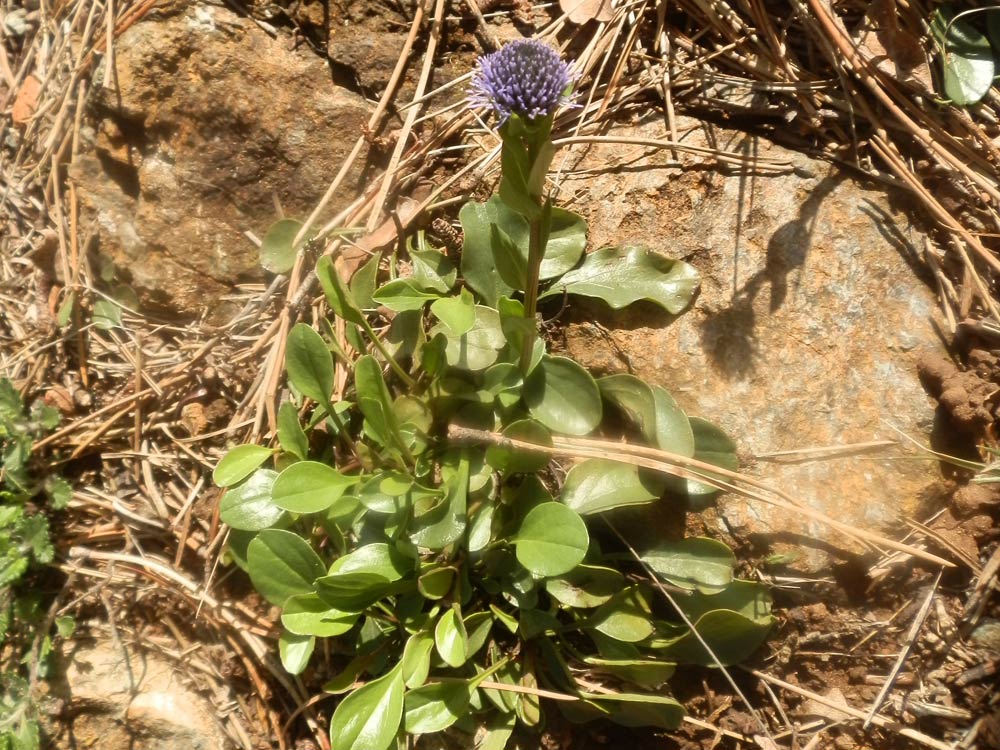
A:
[542, 245, 699, 313]
[410, 452, 468, 550]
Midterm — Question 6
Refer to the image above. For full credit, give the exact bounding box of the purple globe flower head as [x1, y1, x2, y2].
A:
[469, 39, 575, 123]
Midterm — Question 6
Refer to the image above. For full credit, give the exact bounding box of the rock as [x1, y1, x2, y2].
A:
[556, 116, 945, 573]
[953, 482, 1000, 516]
[44, 639, 227, 750]
[71, 1, 371, 319]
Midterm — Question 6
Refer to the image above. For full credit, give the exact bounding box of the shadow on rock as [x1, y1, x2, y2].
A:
[699, 173, 845, 379]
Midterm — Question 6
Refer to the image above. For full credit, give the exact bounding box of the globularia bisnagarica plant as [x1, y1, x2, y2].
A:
[216, 40, 773, 748]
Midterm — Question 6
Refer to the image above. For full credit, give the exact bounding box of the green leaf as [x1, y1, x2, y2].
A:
[213, 444, 273, 487]
[678, 579, 772, 623]
[542, 245, 699, 313]
[464, 611, 493, 658]
[640, 538, 735, 593]
[656, 608, 773, 666]
[588, 586, 655, 642]
[561, 459, 661, 515]
[546, 565, 624, 608]
[47, 476, 72, 509]
[411, 248, 457, 293]
[279, 630, 314, 675]
[458, 199, 514, 306]
[281, 593, 359, 637]
[434, 305, 506, 372]
[410, 454, 468, 550]
[485, 419, 552, 474]
[581, 691, 684, 730]
[417, 565, 455, 600]
[458, 196, 586, 306]
[247, 529, 326, 606]
[56, 290, 75, 327]
[323, 653, 370, 694]
[93, 285, 138, 330]
[684, 417, 739, 497]
[317, 255, 366, 325]
[314, 572, 394, 611]
[599, 375, 695, 456]
[401, 631, 435, 688]
[22, 514, 52, 563]
[430, 288, 476, 337]
[515, 502, 589, 577]
[404, 681, 472, 735]
[329, 662, 405, 750]
[491, 223, 527, 291]
[478, 711, 516, 750]
[541, 205, 588, 279]
[466, 503, 495, 553]
[524, 356, 601, 436]
[55, 615, 76, 639]
[260, 218, 306, 274]
[385, 309, 425, 361]
[358, 473, 413, 514]
[0, 377, 23, 416]
[286, 324, 335, 408]
[435, 605, 469, 667]
[277, 401, 309, 460]
[583, 657, 675, 689]
[219, 468, 285, 531]
[329, 542, 410, 581]
[355, 355, 402, 450]
[372, 279, 440, 312]
[271, 461, 356, 514]
[936, 8, 995, 106]
[350, 252, 381, 309]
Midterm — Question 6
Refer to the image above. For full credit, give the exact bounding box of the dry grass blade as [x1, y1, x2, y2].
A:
[449, 426, 956, 568]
